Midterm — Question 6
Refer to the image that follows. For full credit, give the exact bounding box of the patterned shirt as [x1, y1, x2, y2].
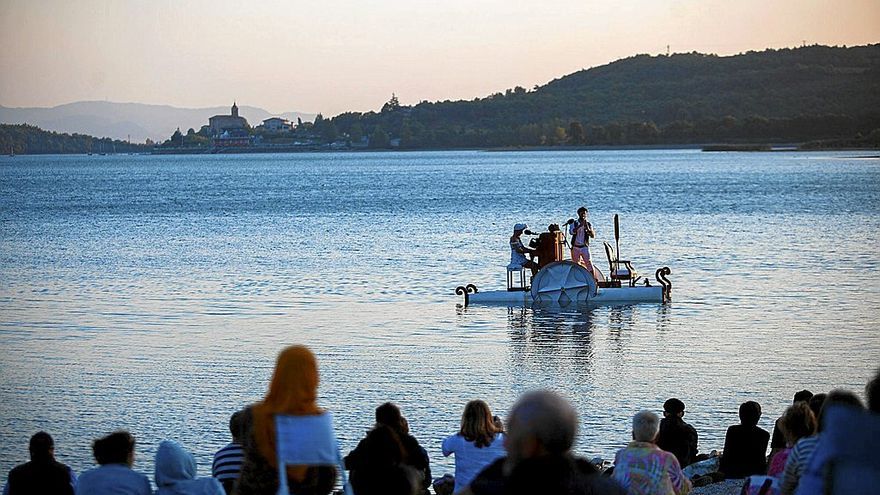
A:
[780, 434, 820, 495]
[212, 442, 245, 483]
[613, 441, 692, 495]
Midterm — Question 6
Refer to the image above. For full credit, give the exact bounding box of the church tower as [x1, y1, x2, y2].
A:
[232, 101, 239, 118]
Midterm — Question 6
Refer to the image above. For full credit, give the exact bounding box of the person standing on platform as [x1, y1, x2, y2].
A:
[568, 207, 595, 272]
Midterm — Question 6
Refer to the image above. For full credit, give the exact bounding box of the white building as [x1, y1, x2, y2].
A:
[260, 117, 292, 132]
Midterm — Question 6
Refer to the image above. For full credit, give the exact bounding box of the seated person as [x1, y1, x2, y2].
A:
[719, 401, 770, 478]
[442, 400, 506, 494]
[345, 402, 431, 495]
[155, 440, 224, 495]
[212, 409, 248, 494]
[4, 431, 75, 495]
[76, 431, 152, 495]
[612, 410, 691, 495]
[656, 398, 699, 468]
[463, 390, 625, 495]
[509, 223, 539, 277]
[769, 390, 812, 464]
[767, 402, 816, 477]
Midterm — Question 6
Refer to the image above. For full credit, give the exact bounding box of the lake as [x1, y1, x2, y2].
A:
[0, 149, 878, 483]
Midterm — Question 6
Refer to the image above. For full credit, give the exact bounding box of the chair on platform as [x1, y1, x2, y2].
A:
[506, 262, 531, 291]
[275, 412, 353, 495]
[603, 241, 639, 287]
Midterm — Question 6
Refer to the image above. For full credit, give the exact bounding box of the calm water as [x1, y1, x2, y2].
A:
[1, 150, 879, 482]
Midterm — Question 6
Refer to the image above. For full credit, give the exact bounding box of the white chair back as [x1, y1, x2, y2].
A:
[274, 412, 353, 495]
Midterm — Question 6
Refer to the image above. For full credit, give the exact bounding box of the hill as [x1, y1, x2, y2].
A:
[0, 124, 149, 155]
[324, 44, 880, 148]
[0, 101, 317, 144]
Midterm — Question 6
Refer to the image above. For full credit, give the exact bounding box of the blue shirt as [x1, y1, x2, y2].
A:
[76, 464, 151, 495]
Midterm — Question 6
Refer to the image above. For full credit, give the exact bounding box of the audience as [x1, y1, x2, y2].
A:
[155, 440, 224, 495]
[612, 410, 691, 495]
[236, 345, 336, 495]
[789, 388, 868, 495]
[3, 431, 75, 495]
[212, 409, 247, 495]
[23, 353, 880, 495]
[345, 402, 432, 495]
[76, 431, 151, 495]
[779, 390, 862, 495]
[718, 401, 770, 478]
[442, 400, 506, 494]
[462, 390, 625, 495]
[768, 390, 812, 463]
[767, 402, 816, 478]
[655, 398, 699, 468]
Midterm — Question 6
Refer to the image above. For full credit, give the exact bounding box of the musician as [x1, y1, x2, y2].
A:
[510, 223, 539, 276]
[568, 207, 595, 270]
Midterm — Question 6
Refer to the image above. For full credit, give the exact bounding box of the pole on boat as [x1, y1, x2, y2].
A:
[614, 213, 621, 264]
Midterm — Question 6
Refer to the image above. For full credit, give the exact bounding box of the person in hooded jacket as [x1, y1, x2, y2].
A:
[154, 440, 224, 495]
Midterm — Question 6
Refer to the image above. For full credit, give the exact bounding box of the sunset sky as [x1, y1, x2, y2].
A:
[1, 0, 878, 116]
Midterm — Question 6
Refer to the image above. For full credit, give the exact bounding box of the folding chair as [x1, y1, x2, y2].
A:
[275, 412, 353, 495]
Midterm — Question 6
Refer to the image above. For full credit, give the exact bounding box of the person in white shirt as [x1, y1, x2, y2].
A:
[442, 400, 506, 494]
[509, 223, 539, 276]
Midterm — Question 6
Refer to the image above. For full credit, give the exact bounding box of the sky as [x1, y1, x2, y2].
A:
[1, 0, 878, 116]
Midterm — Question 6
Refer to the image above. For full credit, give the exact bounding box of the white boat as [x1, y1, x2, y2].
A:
[455, 214, 672, 307]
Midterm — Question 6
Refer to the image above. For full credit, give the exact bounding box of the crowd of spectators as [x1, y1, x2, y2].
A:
[3, 345, 878, 495]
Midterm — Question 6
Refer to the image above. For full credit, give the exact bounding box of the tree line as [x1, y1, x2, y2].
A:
[0, 124, 148, 155]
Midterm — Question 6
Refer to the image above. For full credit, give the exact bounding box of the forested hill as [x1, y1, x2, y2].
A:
[326, 44, 880, 148]
[0, 124, 148, 155]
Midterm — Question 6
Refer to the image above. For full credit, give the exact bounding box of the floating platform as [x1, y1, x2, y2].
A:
[456, 261, 671, 307]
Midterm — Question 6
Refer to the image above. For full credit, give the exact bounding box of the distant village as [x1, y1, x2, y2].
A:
[158, 102, 399, 153]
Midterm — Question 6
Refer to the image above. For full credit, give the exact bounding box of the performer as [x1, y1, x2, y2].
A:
[568, 207, 595, 272]
[510, 223, 539, 277]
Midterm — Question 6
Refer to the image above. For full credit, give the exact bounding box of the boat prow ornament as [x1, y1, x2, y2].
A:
[455, 214, 672, 307]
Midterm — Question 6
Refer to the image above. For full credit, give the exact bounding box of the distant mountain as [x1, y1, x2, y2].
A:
[0, 101, 316, 143]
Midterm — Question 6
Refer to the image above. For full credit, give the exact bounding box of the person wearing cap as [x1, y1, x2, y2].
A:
[568, 207, 595, 270]
[510, 224, 539, 277]
[655, 398, 699, 468]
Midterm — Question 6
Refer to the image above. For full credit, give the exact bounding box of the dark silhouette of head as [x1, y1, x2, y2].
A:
[93, 431, 136, 466]
[739, 401, 762, 427]
[817, 389, 864, 432]
[28, 431, 55, 462]
[808, 393, 827, 419]
[376, 402, 407, 434]
[577, 207, 588, 216]
[793, 390, 813, 404]
[663, 398, 686, 417]
[867, 369, 880, 413]
[229, 409, 247, 442]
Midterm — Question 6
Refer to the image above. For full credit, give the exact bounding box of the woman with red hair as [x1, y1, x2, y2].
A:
[236, 345, 335, 495]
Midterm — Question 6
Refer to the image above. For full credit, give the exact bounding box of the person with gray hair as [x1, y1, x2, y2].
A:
[612, 410, 692, 495]
[463, 390, 624, 495]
